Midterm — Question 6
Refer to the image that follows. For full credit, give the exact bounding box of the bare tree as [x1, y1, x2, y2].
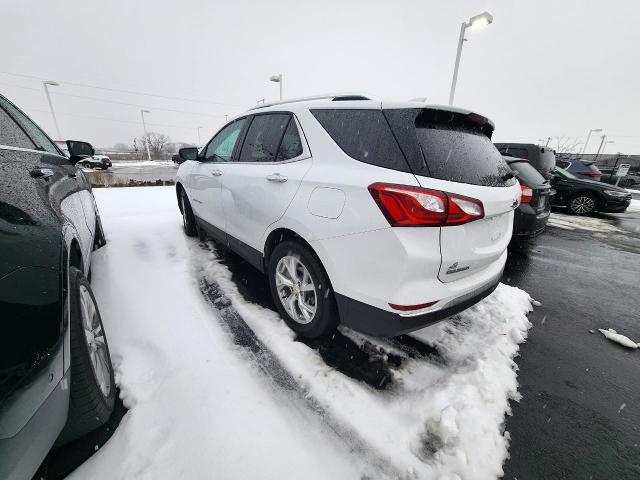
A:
[555, 136, 582, 156]
[132, 132, 171, 159]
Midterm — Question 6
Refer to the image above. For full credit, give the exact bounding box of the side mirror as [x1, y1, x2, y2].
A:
[179, 147, 199, 161]
[66, 140, 95, 165]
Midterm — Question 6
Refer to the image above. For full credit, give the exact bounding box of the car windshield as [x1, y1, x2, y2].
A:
[555, 165, 578, 179]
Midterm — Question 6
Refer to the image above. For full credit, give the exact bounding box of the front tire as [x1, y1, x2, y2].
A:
[268, 240, 339, 338]
[180, 189, 198, 237]
[57, 267, 115, 445]
[568, 193, 596, 215]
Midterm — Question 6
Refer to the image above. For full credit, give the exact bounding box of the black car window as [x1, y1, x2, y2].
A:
[311, 109, 410, 172]
[509, 161, 547, 186]
[276, 118, 303, 161]
[204, 118, 247, 162]
[0, 104, 36, 150]
[238, 114, 290, 163]
[0, 97, 60, 155]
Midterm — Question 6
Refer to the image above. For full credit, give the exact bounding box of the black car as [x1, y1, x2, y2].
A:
[78, 154, 112, 170]
[495, 143, 556, 179]
[505, 157, 553, 242]
[0, 94, 115, 479]
[550, 166, 632, 215]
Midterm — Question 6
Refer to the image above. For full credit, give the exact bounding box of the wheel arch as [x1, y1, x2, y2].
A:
[176, 182, 185, 213]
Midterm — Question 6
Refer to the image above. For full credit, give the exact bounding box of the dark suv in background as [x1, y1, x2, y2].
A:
[495, 143, 556, 179]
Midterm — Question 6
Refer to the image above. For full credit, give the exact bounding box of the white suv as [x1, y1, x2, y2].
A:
[176, 94, 521, 338]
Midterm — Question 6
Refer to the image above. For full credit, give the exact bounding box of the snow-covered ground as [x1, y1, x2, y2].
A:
[547, 200, 639, 232]
[70, 187, 535, 480]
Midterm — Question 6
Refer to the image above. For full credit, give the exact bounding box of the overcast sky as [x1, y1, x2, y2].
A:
[2, 0, 639, 153]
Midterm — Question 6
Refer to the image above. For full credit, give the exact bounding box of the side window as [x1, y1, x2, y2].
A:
[0, 105, 35, 149]
[276, 119, 303, 161]
[238, 114, 290, 163]
[0, 98, 60, 155]
[311, 109, 409, 172]
[204, 118, 247, 162]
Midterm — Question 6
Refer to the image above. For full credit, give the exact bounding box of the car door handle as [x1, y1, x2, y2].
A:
[29, 168, 54, 179]
[211, 169, 223, 176]
[267, 173, 288, 183]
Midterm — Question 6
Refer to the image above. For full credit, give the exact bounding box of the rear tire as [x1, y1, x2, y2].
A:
[180, 189, 198, 237]
[268, 240, 339, 338]
[57, 267, 115, 445]
[568, 193, 596, 215]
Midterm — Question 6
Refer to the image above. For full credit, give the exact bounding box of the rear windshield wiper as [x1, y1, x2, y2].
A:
[501, 171, 515, 182]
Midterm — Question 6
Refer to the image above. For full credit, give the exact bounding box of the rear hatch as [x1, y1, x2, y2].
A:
[385, 107, 520, 283]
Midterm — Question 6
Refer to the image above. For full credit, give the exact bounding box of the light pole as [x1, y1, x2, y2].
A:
[580, 128, 602, 156]
[448, 12, 493, 106]
[269, 74, 283, 100]
[594, 134, 607, 161]
[43, 81, 62, 140]
[196, 126, 203, 146]
[601, 140, 615, 156]
[140, 109, 151, 160]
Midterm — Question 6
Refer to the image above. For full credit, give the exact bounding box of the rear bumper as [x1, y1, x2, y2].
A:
[336, 276, 501, 337]
[513, 204, 550, 239]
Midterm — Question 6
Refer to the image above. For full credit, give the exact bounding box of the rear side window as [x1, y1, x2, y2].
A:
[311, 109, 410, 172]
[0, 105, 35, 150]
[276, 119, 303, 161]
[509, 161, 547, 186]
[238, 114, 290, 163]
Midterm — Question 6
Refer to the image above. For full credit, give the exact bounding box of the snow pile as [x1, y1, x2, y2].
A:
[628, 199, 640, 212]
[69, 187, 361, 480]
[199, 244, 534, 479]
[73, 186, 534, 480]
[598, 328, 639, 349]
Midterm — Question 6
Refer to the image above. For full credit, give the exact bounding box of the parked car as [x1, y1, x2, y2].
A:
[599, 166, 640, 189]
[176, 94, 521, 338]
[504, 157, 553, 243]
[550, 166, 631, 215]
[556, 158, 602, 181]
[494, 143, 556, 178]
[0, 94, 115, 480]
[78, 154, 112, 170]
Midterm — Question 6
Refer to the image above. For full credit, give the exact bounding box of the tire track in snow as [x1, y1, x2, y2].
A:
[197, 275, 401, 480]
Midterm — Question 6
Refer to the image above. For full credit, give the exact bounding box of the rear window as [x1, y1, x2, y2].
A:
[310, 109, 410, 172]
[412, 114, 514, 187]
[508, 161, 547, 186]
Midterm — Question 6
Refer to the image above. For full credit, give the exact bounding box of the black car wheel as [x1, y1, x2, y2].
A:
[180, 189, 197, 237]
[268, 240, 339, 338]
[568, 193, 597, 215]
[57, 267, 115, 445]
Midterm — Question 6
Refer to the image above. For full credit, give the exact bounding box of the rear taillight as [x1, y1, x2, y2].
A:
[583, 172, 601, 177]
[520, 185, 533, 203]
[368, 183, 484, 227]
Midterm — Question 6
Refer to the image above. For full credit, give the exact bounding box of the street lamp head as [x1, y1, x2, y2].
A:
[269, 74, 282, 83]
[468, 12, 493, 29]
[592, 128, 603, 132]
[44, 80, 60, 86]
[141, 109, 150, 113]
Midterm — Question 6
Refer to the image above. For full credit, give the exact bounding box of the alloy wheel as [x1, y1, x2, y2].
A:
[275, 255, 317, 324]
[571, 195, 595, 214]
[78, 285, 112, 397]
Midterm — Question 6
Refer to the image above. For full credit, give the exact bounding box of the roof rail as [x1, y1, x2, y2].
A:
[249, 92, 377, 110]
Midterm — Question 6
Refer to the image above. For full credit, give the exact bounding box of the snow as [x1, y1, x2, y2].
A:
[628, 199, 640, 212]
[110, 160, 176, 168]
[598, 328, 639, 349]
[71, 186, 535, 480]
[547, 212, 625, 232]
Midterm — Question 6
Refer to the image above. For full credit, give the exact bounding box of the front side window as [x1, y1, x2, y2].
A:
[0, 97, 59, 155]
[238, 114, 291, 163]
[0, 104, 35, 150]
[204, 118, 247, 162]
